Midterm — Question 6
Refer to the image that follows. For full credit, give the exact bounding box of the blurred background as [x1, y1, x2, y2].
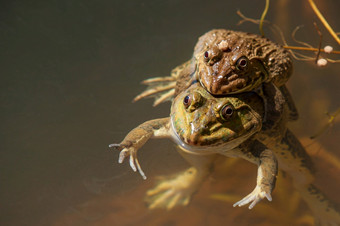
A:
[1, 0, 340, 225]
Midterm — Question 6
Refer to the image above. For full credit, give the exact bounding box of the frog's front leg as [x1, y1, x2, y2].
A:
[146, 147, 217, 210]
[109, 117, 170, 179]
[230, 141, 278, 209]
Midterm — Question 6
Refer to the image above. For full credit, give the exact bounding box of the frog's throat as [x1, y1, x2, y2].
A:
[169, 118, 256, 155]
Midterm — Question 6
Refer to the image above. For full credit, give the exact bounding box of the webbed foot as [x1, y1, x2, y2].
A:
[233, 185, 272, 209]
[145, 167, 200, 210]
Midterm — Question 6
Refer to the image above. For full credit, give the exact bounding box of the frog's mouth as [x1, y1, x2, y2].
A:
[219, 76, 252, 94]
[170, 118, 259, 154]
[199, 71, 253, 95]
[198, 64, 268, 95]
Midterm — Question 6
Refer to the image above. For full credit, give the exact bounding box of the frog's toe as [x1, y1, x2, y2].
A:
[145, 168, 199, 210]
[233, 185, 272, 209]
[147, 190, 175, 210]
[146, 187, 192, 210]
[108, 143, 120, 148]
[146, 182, 172, 196]
[111, 145, 147, 180]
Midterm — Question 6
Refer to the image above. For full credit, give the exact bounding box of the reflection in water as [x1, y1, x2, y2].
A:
[1, 0, 340, 225]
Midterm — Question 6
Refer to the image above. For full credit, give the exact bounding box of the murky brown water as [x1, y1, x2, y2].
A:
[1, 0, 340, 225]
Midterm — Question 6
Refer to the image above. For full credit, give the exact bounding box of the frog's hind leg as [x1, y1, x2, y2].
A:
[145, 147, 217, 210]
[279, 85, 299, 121]
[262, 129, 340, 224]
[267, 129, 315, 185]
[296, 184, 340, 226]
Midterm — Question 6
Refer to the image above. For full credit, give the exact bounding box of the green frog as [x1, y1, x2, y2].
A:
[111, 83, 278, 209]
[111, 83, 340, 225]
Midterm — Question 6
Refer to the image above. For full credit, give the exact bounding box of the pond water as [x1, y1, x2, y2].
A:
[1, 0, 340, 225]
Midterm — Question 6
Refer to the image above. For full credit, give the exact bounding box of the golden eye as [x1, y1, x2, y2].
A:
[183, 95, 191, 108]
[236, 56, 248, 70]
[220, 104, 234, 120]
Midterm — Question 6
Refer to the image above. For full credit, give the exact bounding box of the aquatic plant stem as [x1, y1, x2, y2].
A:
[307, 0, 340, 45]
[282, 45, 340, 54]
[259, 0, 270, 36]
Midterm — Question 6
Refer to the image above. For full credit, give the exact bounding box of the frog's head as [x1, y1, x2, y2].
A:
[193, 29, 269, 95]
[170, 83, 264, 150]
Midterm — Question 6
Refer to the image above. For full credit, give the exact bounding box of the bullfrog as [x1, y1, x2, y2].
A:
[111, 83, 278, 209]
[193, 29, 292, 95]
[133, 29, 297, 120]
[111, 83, 340, 225]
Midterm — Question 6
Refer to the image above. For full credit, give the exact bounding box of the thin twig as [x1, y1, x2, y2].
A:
[282, 46, 340, 54]
[237, 9, 340, 63]
[259, 0, 270, 36]
[307, 0, 340, 45]
[313, 22, 323, 63]
[237, 10, 288, 46]
[292, 26, 314, 48]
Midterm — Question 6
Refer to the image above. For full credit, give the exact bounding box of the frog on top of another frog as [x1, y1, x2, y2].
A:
[112, 82, 340, 225]
[114, 29, 340, 224]
[134, 29, 297, 121]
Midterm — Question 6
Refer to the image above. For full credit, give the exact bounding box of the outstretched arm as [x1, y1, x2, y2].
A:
[109, 117, 171, 179]
[229, 140, 278, 209]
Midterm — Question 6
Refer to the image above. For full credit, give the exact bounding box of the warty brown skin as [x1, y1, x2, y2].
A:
[135, 29, 298, 120]
[193, 29, 293, 95]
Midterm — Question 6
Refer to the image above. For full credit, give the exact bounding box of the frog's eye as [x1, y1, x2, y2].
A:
[204, 51, 209, 60]
[183, 95, 192, 108]
[220, 104, 234, 120]
[236, 56, 248, 70]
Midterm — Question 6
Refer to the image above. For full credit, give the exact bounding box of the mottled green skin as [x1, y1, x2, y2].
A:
[171, 83, 263, 149]
[168, 82, 340, 224]
[114, 82, 278, 210]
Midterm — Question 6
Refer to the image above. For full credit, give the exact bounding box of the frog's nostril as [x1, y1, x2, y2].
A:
[201, 125, 210, 134]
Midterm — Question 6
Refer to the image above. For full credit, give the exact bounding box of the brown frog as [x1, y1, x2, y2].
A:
[133, 29, 297, 121]
[193, 29, 292, 95]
